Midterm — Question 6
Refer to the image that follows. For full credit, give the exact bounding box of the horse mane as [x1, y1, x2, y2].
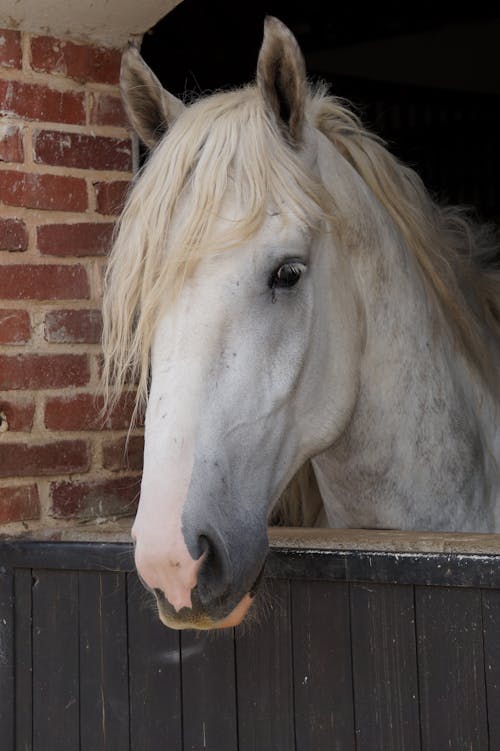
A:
[310, 88, 500, 394]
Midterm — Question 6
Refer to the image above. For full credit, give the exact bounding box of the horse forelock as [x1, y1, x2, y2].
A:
[101, 84, 328, 417]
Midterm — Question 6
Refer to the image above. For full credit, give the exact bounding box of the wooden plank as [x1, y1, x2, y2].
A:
[79, 571, 130, 751]
[350, 582, 421, 751]
[0, 541, 134, 572]
[0, 565, 14, 750]
[235, 579, 294, 751]
[15, 569, 33, 751]
[267, 547, 500, 589]
[181, 628, 238, 751]
[416, 586, 488, 751]
[32, 569, 79, 751]
[291, 580, 355, 751]
[268, 527, 500, 555]
[482, 589, 500, 749]
[127, 572, 182, 751]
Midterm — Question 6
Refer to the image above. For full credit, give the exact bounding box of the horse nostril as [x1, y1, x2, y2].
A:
[197, 532, 232, 601]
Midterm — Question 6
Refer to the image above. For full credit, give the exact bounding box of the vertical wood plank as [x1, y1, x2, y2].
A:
[181, 628, 238, 751]
[350, 583, 421, 751]
[79, 571, 130, 751]
[291, 580, 355, 751]
[127, 572, 182, 751]
[32, 569, 79, 751]
[0, 565, 14, 750]
[15, 569, 33, 751]
[235, 579, 294, 751]
[416, 586, 488, 751]
[482, 589, 500, 749]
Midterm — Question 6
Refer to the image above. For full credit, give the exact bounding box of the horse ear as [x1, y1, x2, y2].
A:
[256, 16, 307, 144]
[120, 46, 185, 149]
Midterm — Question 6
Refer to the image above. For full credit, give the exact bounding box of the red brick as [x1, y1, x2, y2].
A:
[0, 264, 89, 300]
[89, 93, 128, 127]
[0, 396, 35, 431]
[45, 391, 137, 431]
[34, 130, 132, 171]
[31, 36, 121, 84]
[102, 435, 144, 471]
[0, 171, 87, 212]
[0, 309, 31, 344]
[94, 180, 129, 216]
[0, 218, 28, 251]
[0, 354, 89, 389]
[0, 125, 23, 163]
[37, 223, 114, 257]
[0, 484, 40, 523]
[0, 80, 85, 124]
[50, 476, 139, 519]
[0, 440, 89, 477]
[44, 309, 102, 343]
[0, 30, 22, 70]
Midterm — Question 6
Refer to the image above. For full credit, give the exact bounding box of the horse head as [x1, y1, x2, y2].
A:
[108, 17, 365, 628]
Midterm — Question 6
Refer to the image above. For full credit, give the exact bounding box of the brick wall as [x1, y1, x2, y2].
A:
[0, 29, 142, 534]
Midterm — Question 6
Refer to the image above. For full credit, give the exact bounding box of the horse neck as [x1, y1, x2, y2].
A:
[313, 220, 499, 532]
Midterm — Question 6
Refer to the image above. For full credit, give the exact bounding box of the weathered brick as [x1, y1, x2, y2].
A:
[0, 171, 87, 211]
[31, 36, 121, 84]
[0, 218, 28, 251]
[0, 80, 85, 124]
[37, 223, 114, 257]
[45, 391, 137, 431]
[0, 264, 89, 300]
[0, 354, 89, 389]
[102, 435, 144, 471]
[44, 309, 102, 343]
[34, 130, 132, 171]
[0, 396, 35, 431]
[0, 30, 22, 70]
[50, 476, 140, 519]
[0, 484, 40, 523]
[89, 93, 128, 127]
[0, 125, 23, 163]
[94, 180, 129, 216]
[0, 440, 90, 477]
[0, 309, 31, 344]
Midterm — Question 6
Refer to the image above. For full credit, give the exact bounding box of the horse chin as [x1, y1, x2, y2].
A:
[157, 592, 255, 630]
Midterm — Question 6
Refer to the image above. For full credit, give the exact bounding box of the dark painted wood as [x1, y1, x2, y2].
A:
[181, 628, 238, 751]
[268, 547, 500, 589]
[350, 583, 421, 751]
[0, 541, 134, 572]
[291, 580, 355, 751]
[32, 569, 79, 751]
[3, 541, 500, 751]
[416, 586, 488, 751]
[0, 565, 14, 750]
[126, 572, 182, 751]
[14, 569, 33, 751]
[79, 571, 130, 751]
[235, 579, 294, 751]
[5, 541, 500, 589]
[482, 589, 500, 750]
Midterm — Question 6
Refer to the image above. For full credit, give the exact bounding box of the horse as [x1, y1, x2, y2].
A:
[102, 17, 500, 629]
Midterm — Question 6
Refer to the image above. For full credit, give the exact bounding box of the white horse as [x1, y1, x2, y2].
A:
[102, 18, 500, 629]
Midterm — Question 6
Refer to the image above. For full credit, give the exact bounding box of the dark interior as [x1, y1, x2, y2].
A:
[141, 1, 500, 223]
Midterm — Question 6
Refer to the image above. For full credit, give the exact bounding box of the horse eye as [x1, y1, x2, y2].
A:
[270, 262, 303, 290]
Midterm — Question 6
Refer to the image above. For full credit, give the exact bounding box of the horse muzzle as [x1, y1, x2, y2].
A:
[135, 529, 268, 629]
